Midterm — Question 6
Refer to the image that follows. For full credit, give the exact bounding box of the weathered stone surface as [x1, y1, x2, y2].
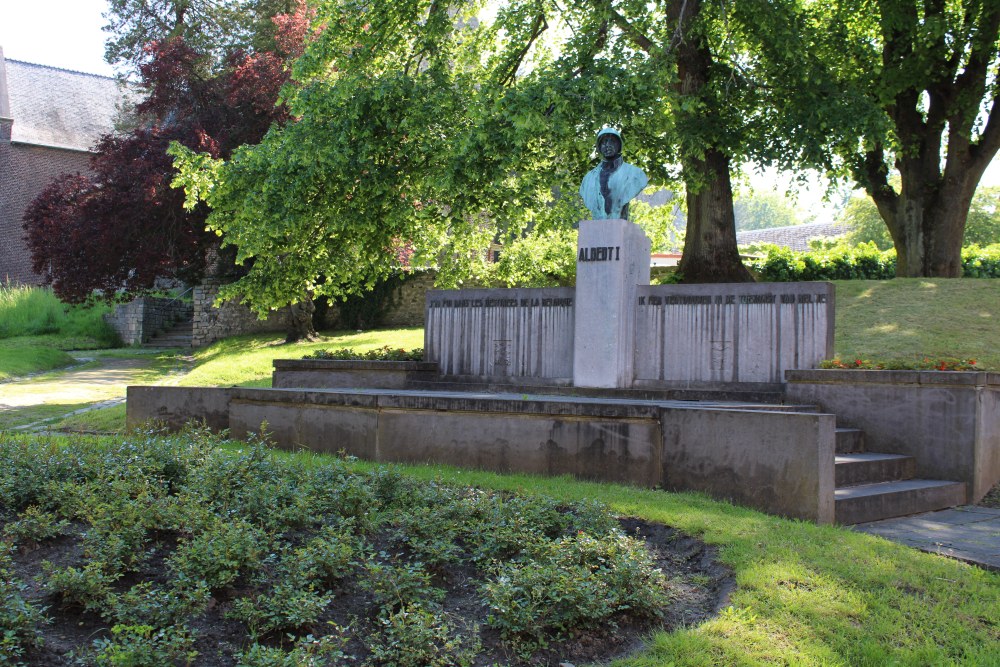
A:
[125, 384, 839, 521]
[660, 407, 836, 523]
[573, 218, 651, 388]
[424, 287, 575, 380]
[126, 386, 233, 432]
[786, 369, 999, 503]
[635, 282, 834, 385]
[272, 360, 439, 389]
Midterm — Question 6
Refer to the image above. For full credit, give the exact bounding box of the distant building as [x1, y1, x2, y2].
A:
[0, 47, 124, 285]
[736, 221, 848, 251]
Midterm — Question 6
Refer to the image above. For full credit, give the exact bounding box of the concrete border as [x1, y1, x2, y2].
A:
[127, 385, 837, 522]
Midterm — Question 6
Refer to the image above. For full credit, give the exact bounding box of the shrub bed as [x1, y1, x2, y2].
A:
[0, 429, 727, 666]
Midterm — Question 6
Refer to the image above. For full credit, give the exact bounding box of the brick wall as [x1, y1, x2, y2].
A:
[104, 297, 193, 346]
[0, 141, 90, 285]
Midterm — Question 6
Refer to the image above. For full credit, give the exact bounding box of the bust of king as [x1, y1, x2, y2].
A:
[579, 127, 648, 221]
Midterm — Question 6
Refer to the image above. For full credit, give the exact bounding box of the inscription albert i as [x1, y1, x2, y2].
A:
[578, 245, 620, 262]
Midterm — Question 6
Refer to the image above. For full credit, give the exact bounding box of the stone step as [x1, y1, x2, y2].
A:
[836, 452, 915, 486]
[836, 427, 865, 454]
[835, 479, 967, 525]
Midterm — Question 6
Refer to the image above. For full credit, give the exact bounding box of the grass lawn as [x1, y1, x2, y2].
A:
[833, 278, 1000, 368]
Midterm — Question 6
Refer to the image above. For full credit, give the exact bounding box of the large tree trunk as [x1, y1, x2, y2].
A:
[679, 148, 753, 282]
[672, 0, 752, 284]
[285, 297, 318, 343]
[868, 151, 985, 278]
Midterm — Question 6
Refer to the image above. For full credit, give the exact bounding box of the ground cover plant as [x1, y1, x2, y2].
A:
[0, 428, 726, 666]
[1, 431, 997, 666]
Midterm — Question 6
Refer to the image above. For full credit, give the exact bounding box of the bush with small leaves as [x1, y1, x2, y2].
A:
[2, 505, 69, 547]
[228, 582, 333, 638]
[109, 581, 211, 627]
[360, 558, 445, 614]
[0, 545, 47, 662]
[41, 561, 116, 614]
[290, 522, 366, 586]
[236, 631, 353, 667]
[91, 623, 197, 667]
[483, 532, 670, 650]
[168, 518, 265, 590]
[365, 603, 477, 667]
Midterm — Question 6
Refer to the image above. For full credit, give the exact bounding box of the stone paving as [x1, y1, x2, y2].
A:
[854, 505, 1000, 571]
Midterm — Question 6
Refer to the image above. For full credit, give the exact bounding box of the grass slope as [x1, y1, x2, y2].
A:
[833, 278, 1000, 368]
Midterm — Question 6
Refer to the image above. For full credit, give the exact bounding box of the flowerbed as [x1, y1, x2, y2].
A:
[0, 429, 728, 666]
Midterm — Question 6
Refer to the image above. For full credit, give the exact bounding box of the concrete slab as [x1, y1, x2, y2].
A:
[854, 506, 1000, 571]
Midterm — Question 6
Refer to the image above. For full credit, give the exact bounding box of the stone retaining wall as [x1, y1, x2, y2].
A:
[104, 297, 192, 346]
[192, 283, 289, 348]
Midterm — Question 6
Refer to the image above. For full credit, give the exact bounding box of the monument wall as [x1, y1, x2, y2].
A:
[634, 282, 835, 386]
[424, 287, 575, 382]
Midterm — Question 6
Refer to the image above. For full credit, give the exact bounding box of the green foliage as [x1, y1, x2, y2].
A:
[0, 285, 119, 345]
[0, 545, 46, 663]
[840, 187, 1000, 250]
[305, 346, 424, 362]
[2, 506, 68, 547]
[229, 583, 334, 638]
[0, 430, 675, 663]
[334, 272, 409, 330]
[482, 532, 670, 651]
[745, 242, 1000, 281]
[733, 189, 806, 230]
[487, 227, 579, 288]
[744, 242, 897, 281]
[41, 561, 117, 613]
[631, 198, 684, 253]
[91, 623, 197, 667]
[365, 604, 478, 667]
[168, 518, 266, 590]
[960, 244, 1000, 277]
[236, 632, 352, 667]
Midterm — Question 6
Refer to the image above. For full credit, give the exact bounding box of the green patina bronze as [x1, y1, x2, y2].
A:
[579, 127, 648, 221]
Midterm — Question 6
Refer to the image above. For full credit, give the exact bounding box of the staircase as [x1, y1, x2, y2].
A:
[142, 317, 193, 349]
[833, 425, 966, 524]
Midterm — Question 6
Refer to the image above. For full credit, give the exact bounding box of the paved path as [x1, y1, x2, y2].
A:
[0, 355, 174, 430]
[854, 506, 1000, 571]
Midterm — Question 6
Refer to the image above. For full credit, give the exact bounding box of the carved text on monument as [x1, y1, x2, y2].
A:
[578, 246, 621, 262]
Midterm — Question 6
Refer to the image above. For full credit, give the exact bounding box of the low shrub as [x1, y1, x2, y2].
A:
[483, 532, 670, 651]
[365, 603, 478, 667]
[742, 242, 1000, 281]
[304, 345, 424, 361]
[819, 357, 980, 371]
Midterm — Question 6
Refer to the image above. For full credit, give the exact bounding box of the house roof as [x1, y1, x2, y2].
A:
[2, 55, 124, 152]
[736, 221, 848, 251]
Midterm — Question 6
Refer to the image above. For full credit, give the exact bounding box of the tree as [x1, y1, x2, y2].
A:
[816, 0, 1000, 276]
[24, 13, 300, 304]
[177, 0, 880, 318]
[733, 190, 804, 231]
[103, 0, 300, 72]
[841, 186, 1000, 249]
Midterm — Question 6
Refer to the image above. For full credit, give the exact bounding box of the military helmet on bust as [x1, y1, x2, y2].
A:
[595, 126, 622, 146]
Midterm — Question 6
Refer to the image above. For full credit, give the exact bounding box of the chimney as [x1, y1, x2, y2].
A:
[0, 45, 12, 141]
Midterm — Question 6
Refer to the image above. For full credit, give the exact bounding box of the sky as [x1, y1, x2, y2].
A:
[0, 0, 996, 218]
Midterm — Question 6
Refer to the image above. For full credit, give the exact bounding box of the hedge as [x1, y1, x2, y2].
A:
[742, 242, 1000, 281]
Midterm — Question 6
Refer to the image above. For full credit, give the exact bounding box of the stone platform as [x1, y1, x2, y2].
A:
[127, 384, 837, 523]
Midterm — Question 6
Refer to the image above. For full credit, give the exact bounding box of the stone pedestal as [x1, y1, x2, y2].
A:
[573, 219, 651, 388]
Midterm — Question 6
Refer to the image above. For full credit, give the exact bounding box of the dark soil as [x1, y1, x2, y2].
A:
[9, 517, 732, 666]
